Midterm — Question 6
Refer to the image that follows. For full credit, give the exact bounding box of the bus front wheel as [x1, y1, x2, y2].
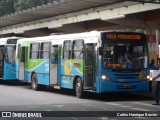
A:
[75, 77, 84, 98]
[31, 73, 40, 91]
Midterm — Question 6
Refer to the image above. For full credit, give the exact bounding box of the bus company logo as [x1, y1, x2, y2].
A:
[2, 112, 11, 117]
[64, 61, 72, 75]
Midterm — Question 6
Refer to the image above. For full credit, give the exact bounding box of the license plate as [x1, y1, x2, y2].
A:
[123, 84, 132, 88]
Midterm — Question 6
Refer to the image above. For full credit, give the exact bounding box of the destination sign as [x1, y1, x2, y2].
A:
[106, 34, 142, 40]
[7, 39, 18, 44]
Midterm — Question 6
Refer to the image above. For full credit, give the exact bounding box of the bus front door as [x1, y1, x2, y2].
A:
[84, 43, 96, 91]
[19, 47, 27, 81]
[50, 45, 58, 85]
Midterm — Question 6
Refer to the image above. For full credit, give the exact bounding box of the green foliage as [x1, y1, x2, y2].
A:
[14, 0, 57, 11]
[0, 0, 15, 16]
[0, 0, 58, 17]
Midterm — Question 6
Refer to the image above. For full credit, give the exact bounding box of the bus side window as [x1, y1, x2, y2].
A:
[5, 46, 16, 64]
[5, 47, 9, 63]
[17, 44, 21, 60]
[20, 47, 25, 62]
[0, 47, 4, 67]
[72, 40, 84, 60]
[12, 46, 16, 63]
[51, 45, 58, 64]
[30, 43, 40, 59]
[63, 40, 71, 59]
[0, 47, 4, 60]
[40, 42, 50, 59]
[86, 44, 93, 65]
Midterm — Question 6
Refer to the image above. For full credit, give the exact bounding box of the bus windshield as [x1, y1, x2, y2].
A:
[0, 46, 4, 69]
[102, 43, 148, 69]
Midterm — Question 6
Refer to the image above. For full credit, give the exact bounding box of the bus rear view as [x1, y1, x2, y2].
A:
[0, 37, 22, 80]
[99, 32, 150, 93]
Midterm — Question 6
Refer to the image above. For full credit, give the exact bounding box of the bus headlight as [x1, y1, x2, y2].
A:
[139, 70, 149, 80]
[101, 75, 109, 80]
[147, 75, 150, 79]
[150, 77, 153, 81]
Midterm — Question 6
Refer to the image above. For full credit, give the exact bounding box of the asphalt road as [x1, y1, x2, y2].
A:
[0, 81, 159, 120]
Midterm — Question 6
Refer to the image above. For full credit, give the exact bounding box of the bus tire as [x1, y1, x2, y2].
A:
[31, 73, 40, 91]
[75, 77, 84, 98]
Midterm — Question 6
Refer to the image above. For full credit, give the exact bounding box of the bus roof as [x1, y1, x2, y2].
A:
[17, 31, 101, 44]
[17, 30, 145, 44]
[0, 37, 24, 45]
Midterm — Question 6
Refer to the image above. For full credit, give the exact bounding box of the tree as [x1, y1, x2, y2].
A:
[0, 0, 58, 16]
[0, 0, 15, 16]
[14, 0, 57, 11]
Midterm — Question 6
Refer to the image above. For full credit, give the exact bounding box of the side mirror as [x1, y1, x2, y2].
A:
[99, 47, 103, 55]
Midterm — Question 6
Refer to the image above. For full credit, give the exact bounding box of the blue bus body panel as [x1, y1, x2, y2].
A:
[99, 79, 149, 92]
[19, 60, 50, 85]
[29, 60, 49, 85]
[3, 61, 17, 80]
[60, 59, 83, 89]
[96, 58, 150, 93]
[57, 58, 61, 86]
[15, 62, 19, 80]
[25, 69, 29, 81]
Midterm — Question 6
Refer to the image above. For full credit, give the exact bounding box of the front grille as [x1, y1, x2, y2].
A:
[114, 73, 139, 79]
[116, 84, 137, 89]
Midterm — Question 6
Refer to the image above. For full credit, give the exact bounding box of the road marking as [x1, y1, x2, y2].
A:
[134, 117, 148, 119]
[46, 110, 51, 111]
[105, 103, 132, 108]
[54, 105, 64, 107]
[71, 117, 78, 120]
[130, 107, 150, 111]
[105, 102, 151, 111]
[119, 105, 131, 108]
[99, 117, 110, 120]
[131, 102, 160, 108]
[105, 103, 121, 106]
[99, 117, 108, 120]
[82, 103, 108, 110]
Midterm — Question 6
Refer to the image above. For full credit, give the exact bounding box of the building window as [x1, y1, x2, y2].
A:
[63, 40, 71, 59]
[72, 40, 84, 60]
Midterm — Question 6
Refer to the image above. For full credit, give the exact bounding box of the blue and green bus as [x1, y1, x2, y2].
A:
[0, 37, 23, 80]
[16, 31, 150, 98]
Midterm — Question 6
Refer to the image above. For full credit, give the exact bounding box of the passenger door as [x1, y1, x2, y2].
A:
[19, 47, 27, 80]
[50, 45, 58, 85]
[84, 43, 96, 90]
